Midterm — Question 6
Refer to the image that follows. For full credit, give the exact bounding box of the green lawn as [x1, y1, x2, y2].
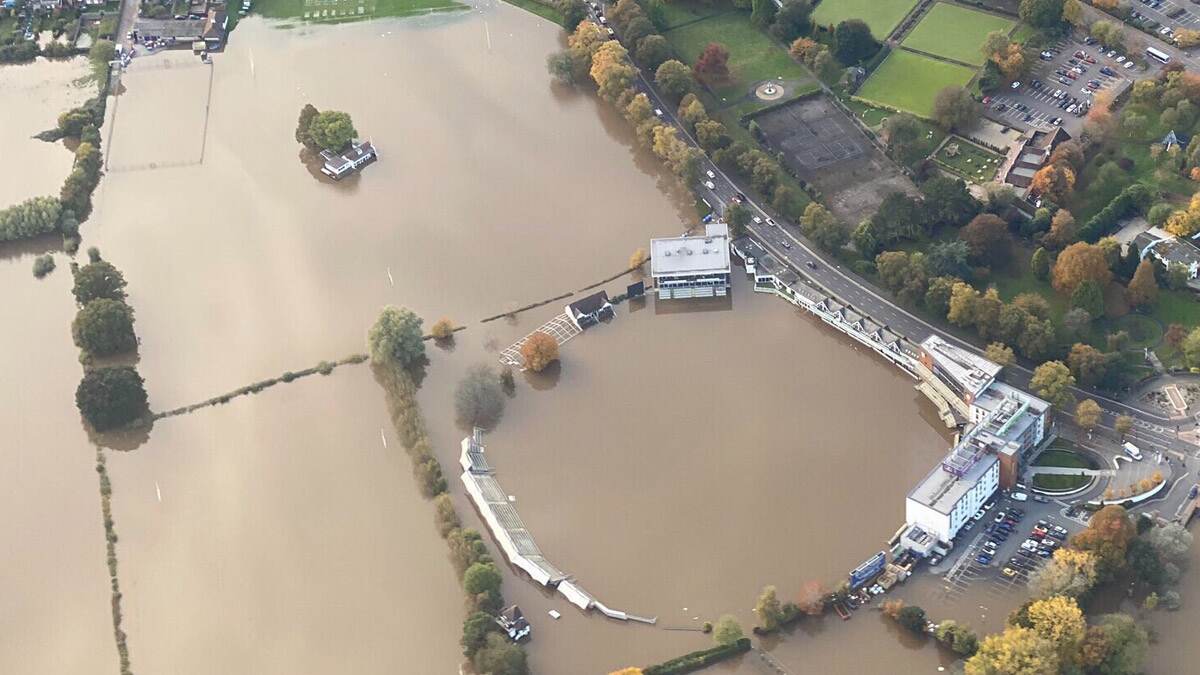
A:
[901, 3, 1014, 67]
[1033, 473, 1091, 490]
[500, 0, 562, 23]
[1035, 447, 1094, 469]
[1012, 23, 1037, 45]
[934, 136, 1005, 181]
[812, 0, 917, 38]
[855, 49, 975, 118]
[254, 0, 463, 21]
[664, 11, 814, 102]
[658, 1, 727, 30]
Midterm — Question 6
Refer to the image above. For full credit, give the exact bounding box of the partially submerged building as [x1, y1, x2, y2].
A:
[650, 222, 731, 299]
[134, 6, 228, 50]
[901, 338, 1050, 553]
[496, 605, 531, 642]
[565, 290, 613, 331]
[320, 140, 378, 180]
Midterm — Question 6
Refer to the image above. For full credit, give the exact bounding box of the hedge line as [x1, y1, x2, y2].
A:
[643, 638, 751, 675]
[1078, 183, 1153, 243]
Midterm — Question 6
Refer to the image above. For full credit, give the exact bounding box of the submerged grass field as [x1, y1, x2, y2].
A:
[811, 0, 916, 38]
[665, 11, 813, 102]
[254, 0, 463, 21]
[901, 2, 1014, 66]
[855, 49, 975, 117]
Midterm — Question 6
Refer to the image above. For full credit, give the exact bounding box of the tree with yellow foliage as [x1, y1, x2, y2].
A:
[1030, 162, 1075, 203]
[608, 669, 644, 675]
[1029, 548, 1098, 599]
[1027, 596, 1086, 662]
[520, 331, 559, 372]
[1165, 192, 1200, 237]
[965, 626, 1058, 675]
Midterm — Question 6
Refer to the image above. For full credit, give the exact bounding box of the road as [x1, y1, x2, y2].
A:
[592, 3, 1199, 459]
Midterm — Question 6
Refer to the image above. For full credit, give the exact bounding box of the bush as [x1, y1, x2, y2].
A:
[32, 254, 56, 278]
[447, 528, 492, 576]
[413, 455, 447, 497]
[895, 605, 927, 633]
[76, 366, 148, 431]
[642, 638, 751, 675]
[430, 318, 455, 339]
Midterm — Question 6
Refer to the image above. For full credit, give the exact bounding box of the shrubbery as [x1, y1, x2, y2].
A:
[1078, 183, 1153, 243]
[642, 638, 751, 675]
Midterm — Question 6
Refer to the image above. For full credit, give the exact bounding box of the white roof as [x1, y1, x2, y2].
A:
[920, 335, 1002, 399]
[650, 222, 730, 277]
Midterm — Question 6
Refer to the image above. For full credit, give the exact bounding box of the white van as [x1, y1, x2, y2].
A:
[1123, 442, 1143, 461]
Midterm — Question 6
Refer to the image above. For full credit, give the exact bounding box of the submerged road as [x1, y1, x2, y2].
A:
[593, 3, 1199, 458]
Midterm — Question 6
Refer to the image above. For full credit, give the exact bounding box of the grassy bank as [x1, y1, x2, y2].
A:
[253, 0, 464, 22]
[500, 0, 563, 24]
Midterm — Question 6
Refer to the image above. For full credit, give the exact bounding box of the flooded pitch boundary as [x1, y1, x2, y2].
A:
[104, 60, 215, 174]
[459, 429, 657, 625]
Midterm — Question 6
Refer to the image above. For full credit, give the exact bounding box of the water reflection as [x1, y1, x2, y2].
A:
[523, 360, 560, 391]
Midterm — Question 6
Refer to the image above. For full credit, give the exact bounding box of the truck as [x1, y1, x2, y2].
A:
[1123, 442, 1143, 461]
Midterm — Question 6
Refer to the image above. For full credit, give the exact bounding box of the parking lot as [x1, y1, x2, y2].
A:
[1127, 0, 1200, 35]
[938, 493, 1082, 601]
[983, 35, 1139, 135]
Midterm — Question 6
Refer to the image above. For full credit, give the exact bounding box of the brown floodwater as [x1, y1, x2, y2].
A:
[5, 5, 1193, 674]
[0, 56, 92, 206]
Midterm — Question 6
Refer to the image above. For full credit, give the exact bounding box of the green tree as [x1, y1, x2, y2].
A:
[754, 585, 784, 631]
[1069, 279, 1104, 318]
[936, 620, 979, 657]
[547, 50, 577, 85]
[1031, 247, 1051, 280]
[455, 364, 506, 430]
[461, 611, 500, 658]
[655, 59, 694, 102]
[72, 298, 137, 357]
[72, 261, 127, 305]
[801, 202, 847, 251]
[768, 0, 811, 43]
[1147, 522, 1194, 566]
[933, 85, 980, 131]
[925, 276, 958, 316]
[921, 175, 981, 229]
[725, 202, 751, 237]
[623, 16, 656, 46]
[473, 633, 529, 675]
[368, 306, 425, 370]
[883, 113, 929, 168]
[464, 561, 503, 612]
[1080, 614, 1148, 675]
[1031, 360, 1076, 409]
[927, 241, 972, 278]
[960, 213, 1011, 263]
[295, 103, 320, 150]
[558, 0, 588, 30]
[635, 34, 671, 70]
[713, 615, 743, 645]
[833, 19, 877, 65]
[0, 195, 63, 242]
[985, 343, 1015, 367]
[307, 110, 356, 153]
[751, 0, 777, 27]
[1068, 343, 1109, 387]
[895, 605, 927, 634]
[1019, 0, 1066, 32]
[75, 366, 148, 431]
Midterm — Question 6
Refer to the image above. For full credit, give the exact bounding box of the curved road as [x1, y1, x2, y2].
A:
[594, 4, 1197, 459]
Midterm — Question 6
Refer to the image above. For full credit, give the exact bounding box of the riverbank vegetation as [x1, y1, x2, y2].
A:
[962, 505, 1194, 673]
[369, 306, 528, 674]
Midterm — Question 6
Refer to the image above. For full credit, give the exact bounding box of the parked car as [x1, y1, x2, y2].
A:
[705, 170, 715, 179]
[1002, 567, 1018, 578]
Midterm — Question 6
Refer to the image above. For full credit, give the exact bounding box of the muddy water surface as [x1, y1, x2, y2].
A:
[0, 57, 92, 206]
[0, 5, 1135, 675]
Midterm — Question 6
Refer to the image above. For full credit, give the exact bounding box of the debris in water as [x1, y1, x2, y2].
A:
[507, 495, 516, 502]
[548, 610, 561, 619]
[380, 428, 388, 447]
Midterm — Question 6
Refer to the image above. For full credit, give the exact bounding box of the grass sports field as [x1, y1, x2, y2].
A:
[255, 0, 463, 21]
[665, 12, 812, 101]
[811, 0, 917, 39]
[901, 2, 1015, 66]
[855, 49, 975, 117]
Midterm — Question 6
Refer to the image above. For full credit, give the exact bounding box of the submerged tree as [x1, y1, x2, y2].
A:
[76, 366, 148, 431]
[520, 331, 559, 373]
[295, 103, 320, 150]
[307, 110, 357, 153]
[72, 298, 137, 357]
[455, 364, 506, 429]
[368, 306, 425, 370]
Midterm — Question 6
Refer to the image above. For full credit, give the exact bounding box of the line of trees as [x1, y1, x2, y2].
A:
[71, 250, 149, 431]
[368, 307, 527, 675]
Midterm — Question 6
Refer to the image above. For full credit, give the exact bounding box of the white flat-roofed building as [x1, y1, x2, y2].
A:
[906, 445, 999, 544]
[650, 222, 731, 299]
[917, 335, 1002, 407]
